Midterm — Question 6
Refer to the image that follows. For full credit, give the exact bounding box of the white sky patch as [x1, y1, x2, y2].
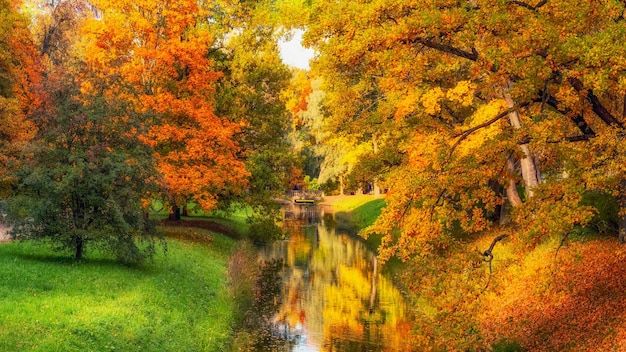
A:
[278, 29, 315, 70]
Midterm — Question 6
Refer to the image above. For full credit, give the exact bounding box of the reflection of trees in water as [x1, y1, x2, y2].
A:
[282, 204, 324, 224]
[237, 258, 292, 351]
[253, 208, 413, 351]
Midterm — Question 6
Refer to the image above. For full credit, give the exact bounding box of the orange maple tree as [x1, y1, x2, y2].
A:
[0, 0, 42, 195]
[79, 0, 248, 217]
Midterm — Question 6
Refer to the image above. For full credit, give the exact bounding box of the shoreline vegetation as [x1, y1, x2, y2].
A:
[0, 196, 379, 352]
[5, 195, 624, 350]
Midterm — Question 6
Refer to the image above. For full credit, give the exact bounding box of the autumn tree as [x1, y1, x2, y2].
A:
[209, 0, 301, 240]
[4, 1, 162, 262]
[298, 0, 626, 256]
[79, 0, 249, 220]
[292, 1, 626, 348]
[0, 0, 41, 197]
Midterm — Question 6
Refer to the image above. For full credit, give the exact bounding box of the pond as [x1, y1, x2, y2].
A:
[241, 203, 413, 351]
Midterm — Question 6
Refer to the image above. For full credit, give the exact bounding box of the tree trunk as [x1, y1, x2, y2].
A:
[618, 178, 626, 244]
[619, 207, 626, 244]
[373, 182, 381, 197]
[339, 175, 345, 195]
[372, 134, 381, 197]
[505, 156, 523, 207]
[75, 235, 84, 261]
[182, 204, 188, 217]
[169, 204, 181, 221]
[503, 83, 540, 198]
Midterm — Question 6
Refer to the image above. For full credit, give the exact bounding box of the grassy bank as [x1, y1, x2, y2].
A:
[324, 195, 387, 251]
[0, 227, 237, 351]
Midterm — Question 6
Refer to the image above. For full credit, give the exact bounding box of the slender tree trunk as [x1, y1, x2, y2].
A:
[503, 83, 540, 198]
[339, 174, 345, 195]
[501, 156, 523, 225]
[373, 183, 381, 197]
[505, 156, 523, 207]
[169, 204, 181, 221]
[75, 235, 84, 261]
[182, 204, 188, 217]
[372, 134, 381, 197]
[618, 178, 626, 244]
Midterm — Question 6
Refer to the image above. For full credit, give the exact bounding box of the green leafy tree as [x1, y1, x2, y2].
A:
[9, 93, 162, 262]
[211, 0, 298, 241]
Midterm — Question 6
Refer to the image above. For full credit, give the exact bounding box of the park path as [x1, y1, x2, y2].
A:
[0, 223, 10, 242]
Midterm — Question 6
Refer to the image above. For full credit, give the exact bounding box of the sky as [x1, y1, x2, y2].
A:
[278, 29, 315, 70]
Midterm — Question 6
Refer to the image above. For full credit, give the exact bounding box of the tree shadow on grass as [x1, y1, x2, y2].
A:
[0, 241, 159, 274]
[13, 251, 124, 267]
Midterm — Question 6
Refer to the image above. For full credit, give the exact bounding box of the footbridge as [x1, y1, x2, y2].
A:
[286, 190, 324, 204]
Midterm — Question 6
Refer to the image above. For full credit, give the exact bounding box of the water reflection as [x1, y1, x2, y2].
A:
[254, 204, 412, 351]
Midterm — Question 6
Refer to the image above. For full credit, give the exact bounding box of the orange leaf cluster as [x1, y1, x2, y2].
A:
[79, 0, 248, 210]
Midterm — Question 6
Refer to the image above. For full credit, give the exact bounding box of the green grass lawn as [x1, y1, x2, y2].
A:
[328, 194, 383, 212]
[330, 195, 386, 236]
[0, 227, 237, 351]
[351, 198, 386, 229]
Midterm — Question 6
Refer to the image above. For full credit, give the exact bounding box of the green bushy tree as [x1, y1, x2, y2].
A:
[8, 94, 163, 263]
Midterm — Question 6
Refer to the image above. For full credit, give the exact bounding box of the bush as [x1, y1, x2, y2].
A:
[492, 339, 524, 352]
[580, 190, 619, 235]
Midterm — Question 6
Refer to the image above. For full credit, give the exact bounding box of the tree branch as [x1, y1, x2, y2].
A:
[554, 231, 570, 260]
[482, 233, 509, 274]
[508, 0, 547, 11]
[568, 77, 624, 128]
[508, 0, 536, 11]
[400, 37, 478, 62]
[450, 102, 530, 155]
[535, 91, 597, 137]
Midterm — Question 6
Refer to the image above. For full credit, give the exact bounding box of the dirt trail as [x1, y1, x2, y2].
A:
[0, 223, 10, 242]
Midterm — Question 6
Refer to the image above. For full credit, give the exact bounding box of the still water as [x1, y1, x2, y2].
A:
[246, 204, 413, 351]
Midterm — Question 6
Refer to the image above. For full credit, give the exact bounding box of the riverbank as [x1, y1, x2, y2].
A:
[319, 194, 388, 251]
[319, 194, 383, 209]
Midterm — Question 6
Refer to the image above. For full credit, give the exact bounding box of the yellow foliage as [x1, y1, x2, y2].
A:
[341, 140, 373, 171]
[407, 133, 445, 170]
[455, 99, 507, 156]
[446, 80, 476, 107]
[394, 90, 420, 120]
[420, 87, 444, 115]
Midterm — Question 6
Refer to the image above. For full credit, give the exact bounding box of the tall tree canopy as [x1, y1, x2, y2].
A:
[286, 0, 626, 348]
[0, 0, 41, 196]
[209, 0, 301, 240]
[5, 0, 299, 258]
[297, 0, 626, 259]
[79, 0, 249, 218]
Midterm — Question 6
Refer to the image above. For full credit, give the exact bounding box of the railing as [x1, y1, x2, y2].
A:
[286, 190, 324, 200]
